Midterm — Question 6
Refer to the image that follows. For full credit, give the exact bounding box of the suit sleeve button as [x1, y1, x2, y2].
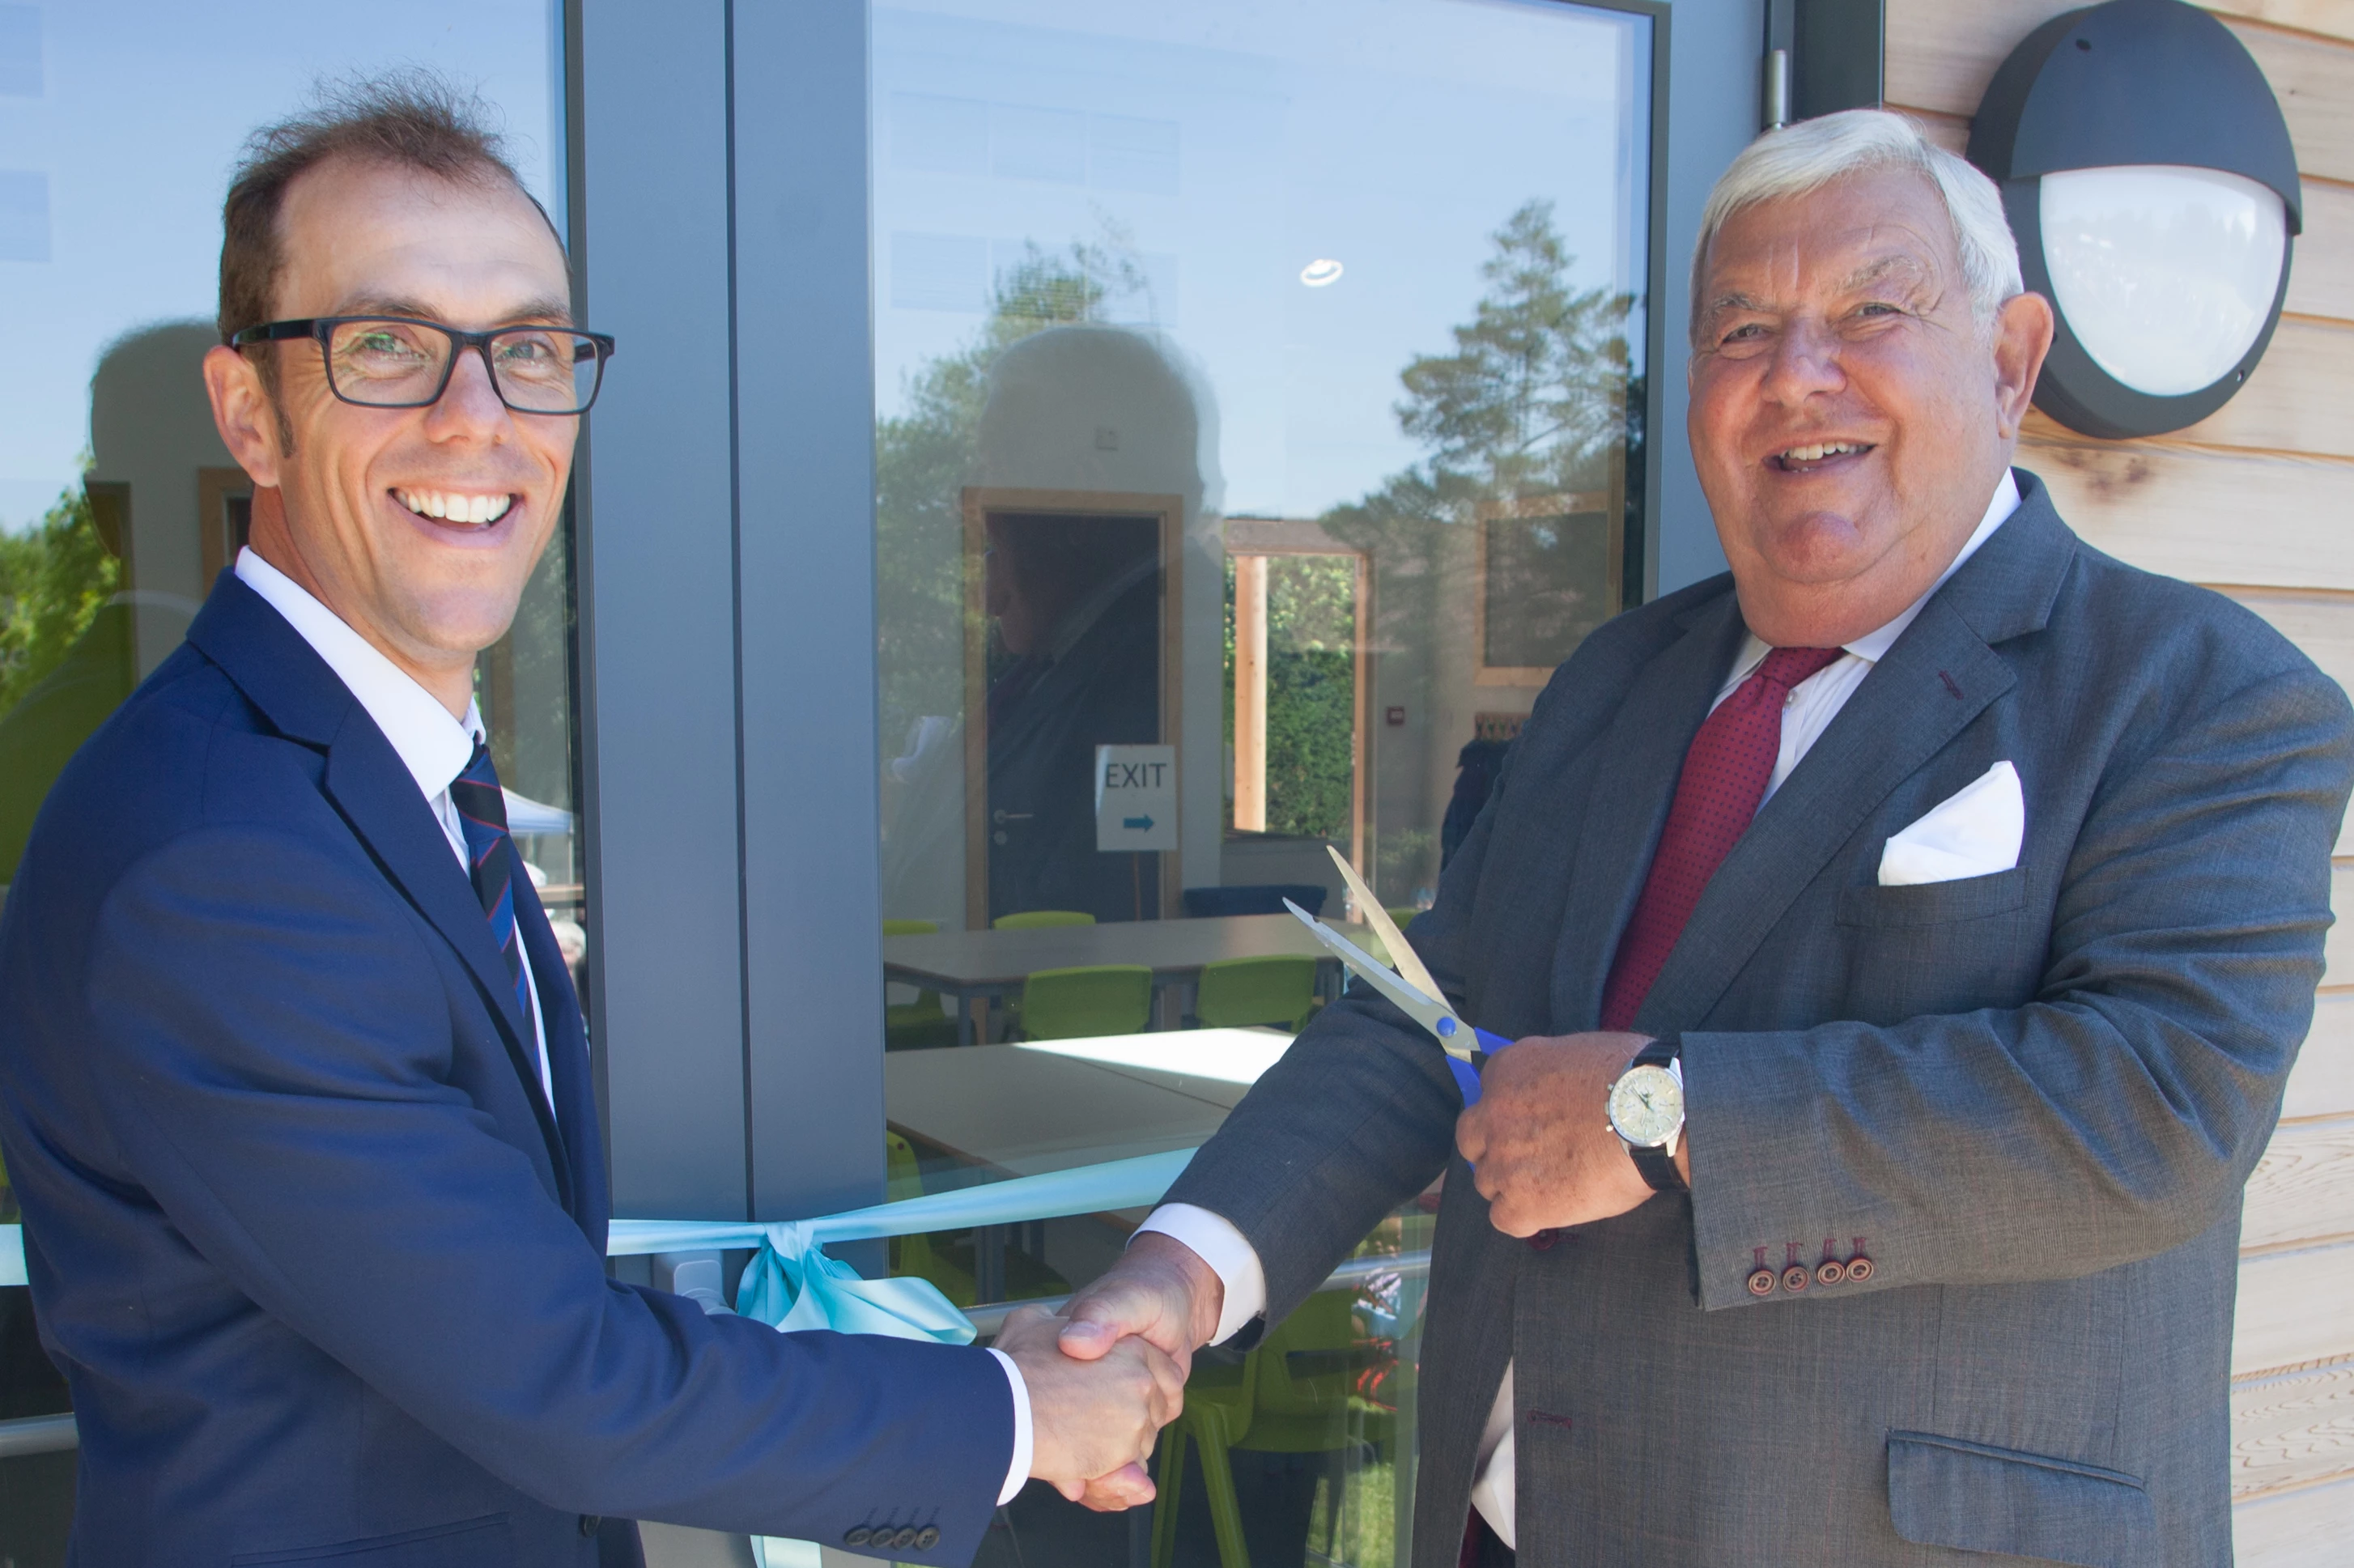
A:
[844, 1528, 872, 1547]
[1814, 1258, 1846, 1286]
[1780, 1264, 1810, 1293]
[892, 1526, 920, 1549]
[1844, 1254, 1874, 1284]
[1746, 1268, 1777, 1297]
[915, 1526, 941, 1549]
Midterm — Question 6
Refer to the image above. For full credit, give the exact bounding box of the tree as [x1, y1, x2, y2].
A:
[0, 476, 120, 719]
[1393, 198, 1634, 501]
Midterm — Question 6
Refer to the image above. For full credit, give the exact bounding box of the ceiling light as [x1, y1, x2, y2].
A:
[1299, 258, 1344, 287]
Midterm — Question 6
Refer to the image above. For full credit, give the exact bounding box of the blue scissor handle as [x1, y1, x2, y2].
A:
[1435, 1026, 1515, 1106]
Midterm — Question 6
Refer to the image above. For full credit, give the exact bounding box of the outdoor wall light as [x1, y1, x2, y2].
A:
[1968, 0, 2301, 439]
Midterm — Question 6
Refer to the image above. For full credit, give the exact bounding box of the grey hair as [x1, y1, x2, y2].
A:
[1689, 108, 2024, 345]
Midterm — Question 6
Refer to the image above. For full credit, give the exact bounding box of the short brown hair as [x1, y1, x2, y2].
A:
[217, 71, 558, 346]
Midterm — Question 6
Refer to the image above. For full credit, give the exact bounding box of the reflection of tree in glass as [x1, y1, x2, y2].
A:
[1319, 199, 1636, 901]
[873, 239, 1150, 762]
[0, 476, 119, 718]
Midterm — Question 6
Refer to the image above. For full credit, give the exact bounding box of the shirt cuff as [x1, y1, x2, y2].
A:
[986, 1347, 1031, 1506]
[1134, 1202, 1266, 1346]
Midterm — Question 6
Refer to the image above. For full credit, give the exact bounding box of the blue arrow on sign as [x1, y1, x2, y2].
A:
[1123, 816, 1154, 831]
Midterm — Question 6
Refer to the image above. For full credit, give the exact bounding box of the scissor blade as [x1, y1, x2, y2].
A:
[1326, 845, 1444, 1005]
[1281, 899, 1475, 1062]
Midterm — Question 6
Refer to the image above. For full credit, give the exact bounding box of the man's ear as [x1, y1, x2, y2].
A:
[1990, 291, 2055, 440]
[202, 343, 285, 490]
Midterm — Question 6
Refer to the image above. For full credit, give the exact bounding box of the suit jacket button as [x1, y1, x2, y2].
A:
[1746, 1268, 1777, 1297]
[1781, 1264, 1811, 1293]
[915, 1527, 941, 1549]
[1814, 1259, 1846, 1286]
[1527, 1228, 1559, 1251]
[844, 1528, 873, 1547]
[1845, 1254, 1875, 1284]
[579, 1515, 601, 1537]
[891, 1526, 920, 1549]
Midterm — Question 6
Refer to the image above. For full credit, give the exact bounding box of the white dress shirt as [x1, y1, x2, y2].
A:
[1138, 472, 2021, 1546]
[236, 548, 1037, 1506]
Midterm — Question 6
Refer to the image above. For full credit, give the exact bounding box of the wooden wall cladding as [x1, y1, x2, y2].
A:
[1879, 1, 2354, 1550]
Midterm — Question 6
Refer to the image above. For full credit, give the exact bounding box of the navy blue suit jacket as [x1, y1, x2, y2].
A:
[0, 572, 1013, 1566]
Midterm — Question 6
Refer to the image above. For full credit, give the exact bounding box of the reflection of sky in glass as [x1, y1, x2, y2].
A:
[0, 0, 557, 532]
[873, 0, 1650, 521]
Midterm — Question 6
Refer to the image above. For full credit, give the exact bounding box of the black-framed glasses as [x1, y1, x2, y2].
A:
[229, 316, 617, 415]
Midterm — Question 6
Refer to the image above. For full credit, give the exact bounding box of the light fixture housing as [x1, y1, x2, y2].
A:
[1968, 0, 2301, 440]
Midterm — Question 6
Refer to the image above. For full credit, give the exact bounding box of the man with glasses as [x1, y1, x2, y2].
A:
[0, 77, 1175, 1566]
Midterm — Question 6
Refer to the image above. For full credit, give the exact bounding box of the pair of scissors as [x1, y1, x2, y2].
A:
[1281, 847, 1511, 1106]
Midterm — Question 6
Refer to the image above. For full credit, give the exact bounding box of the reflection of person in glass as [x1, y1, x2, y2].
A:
[0, 78, 1176, 1564]
[984, 510, 1162, 922]
[0, 324, 219, 886]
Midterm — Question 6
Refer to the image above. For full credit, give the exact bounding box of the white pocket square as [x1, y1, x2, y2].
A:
[1878, 760, 2024, 887]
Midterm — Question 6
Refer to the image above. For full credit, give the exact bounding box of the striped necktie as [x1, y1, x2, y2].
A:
[448, 739, 533, 1022]
[1599, 644, 1845, 1030]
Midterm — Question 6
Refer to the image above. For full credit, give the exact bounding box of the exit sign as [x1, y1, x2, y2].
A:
[1094, 744, 1177, 852]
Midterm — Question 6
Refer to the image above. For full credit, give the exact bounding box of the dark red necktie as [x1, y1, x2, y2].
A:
[1598, 644, 1844, 1030]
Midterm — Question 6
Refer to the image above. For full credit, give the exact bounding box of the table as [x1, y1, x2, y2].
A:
[882, 911, 1369, 1043]
[883, 1028, 1291, 1296]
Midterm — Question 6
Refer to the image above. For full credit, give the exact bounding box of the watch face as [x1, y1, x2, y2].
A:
[1608, 1063, 1683, 1146]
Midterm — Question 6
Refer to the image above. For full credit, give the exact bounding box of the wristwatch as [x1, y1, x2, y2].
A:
[1605, 1036, 1686, 1192]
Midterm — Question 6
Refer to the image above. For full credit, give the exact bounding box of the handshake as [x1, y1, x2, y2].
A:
[992, 1234, 1226, 1507]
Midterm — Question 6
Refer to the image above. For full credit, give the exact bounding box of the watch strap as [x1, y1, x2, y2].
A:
[1625, 1035, 1685, 1193]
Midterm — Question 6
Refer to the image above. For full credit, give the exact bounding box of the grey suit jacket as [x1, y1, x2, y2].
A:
[1164, 472, 2354, 1566]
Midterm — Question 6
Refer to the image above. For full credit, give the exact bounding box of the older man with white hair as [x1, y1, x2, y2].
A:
[1052, 109, 2354, 1564]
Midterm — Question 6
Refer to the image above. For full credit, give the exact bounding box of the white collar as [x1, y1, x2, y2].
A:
[235, 547, 483, 801]
[1728, 468, 2021, 681]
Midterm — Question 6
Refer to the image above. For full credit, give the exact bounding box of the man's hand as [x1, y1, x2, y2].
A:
[995, 1304, 1183, 1506]
[1049, 1231, 1223, 1507]
[1057, 1231, 1223, 1377]
[1456, 1031, 1690, 1236]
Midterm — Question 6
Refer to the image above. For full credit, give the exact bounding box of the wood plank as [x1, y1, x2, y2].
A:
[2285, 991, 2354, 1121]
[2233, 1471, 2354, 1564]
[2212, 1, 2354, 45]
[2017, 438, 2354, 593]
[1886, 2, 2354, 185]
[2290, 181, 2354, 325]
[2168, 317, 2354, 459]
[2246, 1115, 2354, 1251]
[2235, 1239, 2354, 1375]
[2233, 1356, 2354, 1501]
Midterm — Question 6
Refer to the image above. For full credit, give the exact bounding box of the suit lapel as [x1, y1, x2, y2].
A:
[188, 574, 571, 1195]
[516, 873, 601, 1234]
[1549, 589, 1749, 1028]
[1627, 474, 2076, 1035]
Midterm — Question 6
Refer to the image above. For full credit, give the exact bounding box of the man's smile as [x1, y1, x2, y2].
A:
[1769, 440, 1876, 474]
[390, 487, 516, 525]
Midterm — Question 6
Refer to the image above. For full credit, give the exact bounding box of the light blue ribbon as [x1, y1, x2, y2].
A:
[0, 1144, 1196, 1306]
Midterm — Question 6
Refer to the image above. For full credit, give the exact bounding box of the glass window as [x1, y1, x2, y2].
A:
[0, 4, 566, 1553]
[870, 2, 1655, 1557]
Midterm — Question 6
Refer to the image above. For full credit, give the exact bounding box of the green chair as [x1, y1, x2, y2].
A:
[1152, 1289, 1392, 1568]
[887, 1131, 1068, 1307]
[1018, 964, 1153, 1039]
[882, 919, 958, 1049]
[1194, 954, 1317, 1031]
[992, 909, 1096, 929]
